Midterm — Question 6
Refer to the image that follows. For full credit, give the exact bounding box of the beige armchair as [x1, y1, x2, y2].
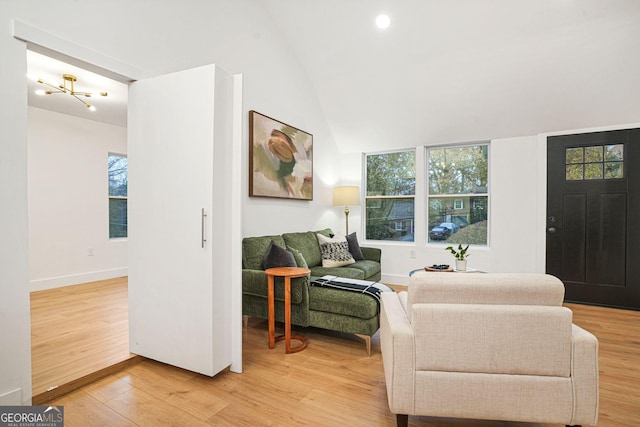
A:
[380, 273, 598, 426]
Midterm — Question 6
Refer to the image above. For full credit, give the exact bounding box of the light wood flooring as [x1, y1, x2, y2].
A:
[30, 277, 137, 402]
[34, 281, 640, 426]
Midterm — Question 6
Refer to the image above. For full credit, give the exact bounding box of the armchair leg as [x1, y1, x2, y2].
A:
[396, 414, 408, 427]
[355, 334, 371, 357]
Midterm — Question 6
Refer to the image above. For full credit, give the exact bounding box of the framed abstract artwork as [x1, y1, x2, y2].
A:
[249, 110, 313, 200]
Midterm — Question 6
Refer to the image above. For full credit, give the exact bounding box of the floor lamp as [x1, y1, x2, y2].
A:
[333, 186, 360, 235]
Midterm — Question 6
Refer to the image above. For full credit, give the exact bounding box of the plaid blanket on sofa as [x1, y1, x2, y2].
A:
[310, 275, 394, 310]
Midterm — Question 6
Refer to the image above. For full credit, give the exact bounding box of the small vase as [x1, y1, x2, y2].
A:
[455, 259, 467, 271]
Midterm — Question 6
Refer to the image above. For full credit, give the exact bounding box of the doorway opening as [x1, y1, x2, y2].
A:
[26, 49, 133, 401]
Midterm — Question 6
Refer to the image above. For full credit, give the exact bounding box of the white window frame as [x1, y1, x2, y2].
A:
[426, 143, 490, 245]
[363, 149, 416, 242]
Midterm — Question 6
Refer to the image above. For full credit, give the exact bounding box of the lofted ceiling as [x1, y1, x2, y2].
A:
[26, 1, 640, 151]
[261, 0, 640, 152]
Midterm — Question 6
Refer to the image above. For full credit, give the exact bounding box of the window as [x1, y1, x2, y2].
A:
[108, 154, 128, 238]
[365, 150, 415, 241]
[565, 144, 623, 180]
[427, 144, 489, 245]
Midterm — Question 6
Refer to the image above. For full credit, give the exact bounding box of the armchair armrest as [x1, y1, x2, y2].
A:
[361, 246, 381, 263]
[380, 291, 415, 415]
[570, 324, 599, 426]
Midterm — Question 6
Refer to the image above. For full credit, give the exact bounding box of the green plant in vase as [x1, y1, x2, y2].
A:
[445, 244, 470, 271]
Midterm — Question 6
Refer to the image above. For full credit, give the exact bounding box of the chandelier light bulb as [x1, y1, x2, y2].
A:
[35, 89, 46, 96]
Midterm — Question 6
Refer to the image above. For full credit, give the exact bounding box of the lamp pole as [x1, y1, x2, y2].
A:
[344, 206, 350, 235]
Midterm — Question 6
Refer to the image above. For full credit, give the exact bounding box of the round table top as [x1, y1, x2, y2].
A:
[264, 267, 311, 278]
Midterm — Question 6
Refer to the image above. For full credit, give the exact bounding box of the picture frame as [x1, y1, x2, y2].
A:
[249, 110, 313, 200]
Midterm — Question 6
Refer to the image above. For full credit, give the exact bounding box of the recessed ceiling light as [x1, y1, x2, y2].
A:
[376, 14, 391, 29]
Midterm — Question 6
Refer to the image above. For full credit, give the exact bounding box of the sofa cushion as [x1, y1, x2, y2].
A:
[262, 240, 297, 269]
[348, 260, 381, 279]
[317, 233, 356, 267]
[309, 286, 379, 319]
[242, 235, 286, 270]
[282, 230, 328, 267]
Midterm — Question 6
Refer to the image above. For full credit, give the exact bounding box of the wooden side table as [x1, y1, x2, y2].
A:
[265, 267, 310, 354]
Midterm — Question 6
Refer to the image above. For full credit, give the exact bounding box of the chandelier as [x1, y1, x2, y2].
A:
[35, 73, 107, 111]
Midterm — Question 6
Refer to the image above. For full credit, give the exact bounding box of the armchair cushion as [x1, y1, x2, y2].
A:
[412, 304, 572, 376]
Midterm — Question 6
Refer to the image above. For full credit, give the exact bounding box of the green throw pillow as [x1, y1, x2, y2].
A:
[287, 246, 308, 269]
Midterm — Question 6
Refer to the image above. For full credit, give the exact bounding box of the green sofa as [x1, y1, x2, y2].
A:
[242, 228, 382, 355]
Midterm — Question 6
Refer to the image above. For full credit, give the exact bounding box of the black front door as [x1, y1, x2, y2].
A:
[546, 128, 640, 310]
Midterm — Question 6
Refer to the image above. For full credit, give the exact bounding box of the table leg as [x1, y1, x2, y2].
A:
[267, 274, 275, 349]
[284, 276, 291, 353]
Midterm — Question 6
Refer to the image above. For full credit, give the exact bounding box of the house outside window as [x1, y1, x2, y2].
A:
[108, 153, 128, 238]
[365, 150, 415, 241]
[427, 144, 489, 245]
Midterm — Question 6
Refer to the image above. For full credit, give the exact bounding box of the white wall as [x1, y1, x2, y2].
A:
[28, 107, 128, 291]
[0, 9, 31, 405]
[344, 135, 545, 285]
[1, 0, 342, 403]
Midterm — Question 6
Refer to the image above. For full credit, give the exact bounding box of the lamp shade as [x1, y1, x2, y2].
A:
[333, 186, 360, 207]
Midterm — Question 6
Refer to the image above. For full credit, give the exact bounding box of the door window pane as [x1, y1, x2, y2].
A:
[584, 146, 603, 163]
[565, 144, 623, 181]
[566, 164, 584, 180]
[566, 148, 583, 164]
[585, 163, 603, 180]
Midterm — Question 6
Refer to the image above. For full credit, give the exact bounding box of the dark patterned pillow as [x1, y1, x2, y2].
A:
[317, 234, 355, 268]
[262, 240, 297, 269]
[346, 232, 365, 261]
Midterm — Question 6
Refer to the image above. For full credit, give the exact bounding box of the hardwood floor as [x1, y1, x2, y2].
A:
[43, 286, 639, 427]
[30, 277, 136, 402]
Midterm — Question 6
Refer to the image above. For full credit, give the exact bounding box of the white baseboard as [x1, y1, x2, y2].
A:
[29, 267, 128, 292]
[0, 388, 22, 405]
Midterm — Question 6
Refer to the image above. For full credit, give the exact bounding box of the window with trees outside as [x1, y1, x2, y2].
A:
[365, 150, 415, 241]
[427, 144, 488, 245]
[108, 154, 128, 238]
